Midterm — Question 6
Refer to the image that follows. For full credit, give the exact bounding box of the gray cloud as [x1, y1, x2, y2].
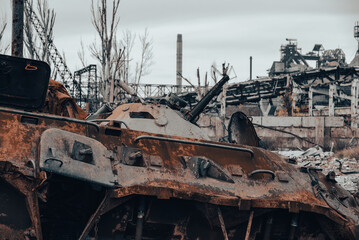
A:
[0, 0, 358, 85]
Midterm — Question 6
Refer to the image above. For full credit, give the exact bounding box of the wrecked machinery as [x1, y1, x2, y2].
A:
[0, 54, 359, 240]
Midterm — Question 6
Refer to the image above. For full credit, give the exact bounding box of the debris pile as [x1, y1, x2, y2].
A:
[277, 147, 359, 193]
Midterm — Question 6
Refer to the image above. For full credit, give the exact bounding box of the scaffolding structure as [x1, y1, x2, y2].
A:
[128, 83, 207, 99]
[73, 65, 98, 113]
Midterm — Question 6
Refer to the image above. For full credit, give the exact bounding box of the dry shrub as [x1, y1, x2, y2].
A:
[335, 145, 359, 159]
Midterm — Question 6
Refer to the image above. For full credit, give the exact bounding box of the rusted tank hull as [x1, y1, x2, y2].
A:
[0, 107, 358, 239]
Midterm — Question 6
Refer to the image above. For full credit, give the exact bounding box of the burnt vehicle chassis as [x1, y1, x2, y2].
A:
[1, 107, 359, 240]
[1, 55, 359, 239]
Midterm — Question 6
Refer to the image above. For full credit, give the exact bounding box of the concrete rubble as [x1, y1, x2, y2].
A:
[277, 147, 359, 193]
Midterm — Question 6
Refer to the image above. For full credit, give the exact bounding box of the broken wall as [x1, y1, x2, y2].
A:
[198, 114, 359, 150]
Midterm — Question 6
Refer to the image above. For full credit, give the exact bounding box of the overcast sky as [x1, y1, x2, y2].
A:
[0, 0, 358, 85]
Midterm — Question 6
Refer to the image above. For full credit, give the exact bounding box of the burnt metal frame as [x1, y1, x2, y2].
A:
[181, 67, 359, 108]
[129, 83, 207, 98]
[73, 64, 98, 112]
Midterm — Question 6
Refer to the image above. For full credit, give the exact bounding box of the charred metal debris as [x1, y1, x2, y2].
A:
[1, 54, 359, 240]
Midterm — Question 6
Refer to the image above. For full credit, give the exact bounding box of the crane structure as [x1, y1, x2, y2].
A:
[24, 0, 88, 108]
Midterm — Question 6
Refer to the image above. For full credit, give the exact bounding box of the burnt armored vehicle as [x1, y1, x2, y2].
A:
[1, 54, 359, 240]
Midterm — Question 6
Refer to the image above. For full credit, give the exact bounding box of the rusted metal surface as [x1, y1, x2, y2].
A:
[106, 103, 210, 140]
[0, 104, 359, 239]
[40, 79, 88, 120]
[1, 56, 359, 239]
[228, 111, 260, 147]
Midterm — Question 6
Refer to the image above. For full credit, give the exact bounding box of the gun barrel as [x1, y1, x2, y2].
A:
[186, 75, 230, 123]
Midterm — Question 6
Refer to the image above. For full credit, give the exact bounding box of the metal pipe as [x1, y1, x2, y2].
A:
[135, 197, 146, 240]
[250, 56, 252, 80]
[185, 74, 230, 123]
[11, 0, 24, 57]
[134, 135, 254, 158]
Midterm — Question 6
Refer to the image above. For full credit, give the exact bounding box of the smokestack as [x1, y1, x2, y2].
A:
[355, 21, 359, 52]
[350, 21, 359, 67]
[176, 34, 182, 94]
[250, 56, 253, 80]
[11, 0, 24, 57]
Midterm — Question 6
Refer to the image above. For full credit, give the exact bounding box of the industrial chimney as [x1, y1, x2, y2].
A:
[176, 34, 182, 94]
[349, 21, 359, 66]
[250, 56, 253, 80]
[355, 21, 359, 51]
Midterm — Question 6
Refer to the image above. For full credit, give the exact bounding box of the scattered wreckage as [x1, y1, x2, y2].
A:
[1, 54, 359, 239]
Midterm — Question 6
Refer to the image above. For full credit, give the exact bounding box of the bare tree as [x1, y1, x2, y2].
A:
[134, 28, 153, 87]
[90, 0, 153, 103]
[77, 40, 88, 68]
[0, 16, 9, 54]
[120, 29, 135, 84]
[24, 0, 56, 70]
[90, 0, 122, 103]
